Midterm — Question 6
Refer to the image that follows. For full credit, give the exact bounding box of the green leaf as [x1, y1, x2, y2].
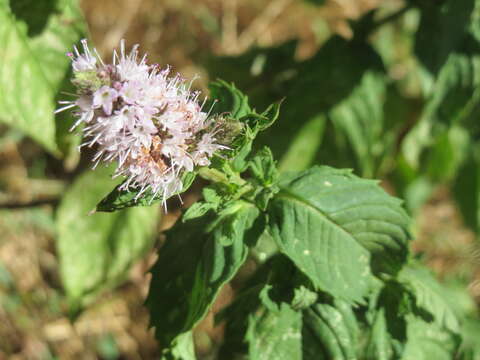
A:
[145, 200, 260, 346]
[398, 264, 460, 333]
[249, 147, 278, 186]
[161, 332, 196, 360]
[217, 256, 305, 359]
[246, 302, 302, 360]
[453, 143, 480, 233]
[267, 166, 410, 303]
[365, 307, 399, 360]
[364, 281, 409, 360]
[182, 187, 221, 222]
[96, 172, 196, 212]
[425, 125, 470, 182]
[401, 315, 460, 360]
[206, 40, 298, 111]
[302, 300, 359, 360]
[402, 51, 480, 168]
[247, 147, 280, 210]
[230, 103, 282, 173]
[56, 165, 160, 306]
[209, 80, 252, 119]
[459, 317, 480, 360]
[207, 80, 281, 174]
[259, 36, 384, 164]
[291, 285, 318, 311]
[278, 114, 326, 173]
[0, 0, 85, 154]
[327, 71, 389, 178]
[414, 0, 475, 75]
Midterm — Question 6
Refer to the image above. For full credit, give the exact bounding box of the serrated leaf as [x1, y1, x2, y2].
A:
[246, 302, 302, 360]
[249, 147, 278, 186]
[365, 307, 398, 360]
[401, 315, 460, 360]
[254, 101, 282, 131]
[209, 80, 251, 119]
[182, 187, 222, 222]
[364, 281, 408, 360]
[302, 300, 359, 360]
[398, 264, 460, 333]
[217, 256, 302, 359]
[145, 200, 260, 346]
[0, 0, 85, 154]
[207, 80, 281, 174]
[96, 172, 196, 212]
[267, 166, 410, 303]
[56, 165, 160, 306]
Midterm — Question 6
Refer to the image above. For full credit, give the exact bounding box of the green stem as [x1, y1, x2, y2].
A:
[198, 167, 238, 184]
[197, 167, 255, 200]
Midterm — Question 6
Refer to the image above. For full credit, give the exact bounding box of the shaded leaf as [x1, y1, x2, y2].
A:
[145, 200, 259, 346]
[398, 264, 460, 333]
[364, 282, 409, 360]
[414, 0, 475, 75]
[246, 302, 302, 360]
[401, 315, 460, 360]
[453, 143, 480, 233]
[302, 300, 359, 360]
[260, 36, 384, 162]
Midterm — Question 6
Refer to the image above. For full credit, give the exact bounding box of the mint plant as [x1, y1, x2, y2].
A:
[57, 40, 463, 359]
[1, 0, 478, 358]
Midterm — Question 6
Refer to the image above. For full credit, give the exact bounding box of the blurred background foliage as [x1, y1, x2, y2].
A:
[1, 0, 480, 358]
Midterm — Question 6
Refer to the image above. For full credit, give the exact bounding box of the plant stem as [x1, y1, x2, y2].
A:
[197, 167, 254, 199]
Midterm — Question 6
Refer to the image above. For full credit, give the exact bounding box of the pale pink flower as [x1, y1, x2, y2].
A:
[56, 39, 224, 208]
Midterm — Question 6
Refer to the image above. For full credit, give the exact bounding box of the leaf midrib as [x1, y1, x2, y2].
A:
[275, 187, 361, 246]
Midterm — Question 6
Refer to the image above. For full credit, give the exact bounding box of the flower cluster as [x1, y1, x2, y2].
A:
[57, 39, 225, 206]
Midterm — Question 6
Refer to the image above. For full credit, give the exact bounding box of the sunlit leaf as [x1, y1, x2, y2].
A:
[268, 166, 410, 302]
[56, 166, 160, 307]
[0, 0, 85, 154]
[246, 301, 302, 360]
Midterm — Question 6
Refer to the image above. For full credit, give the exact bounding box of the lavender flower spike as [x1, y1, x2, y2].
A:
[57, 39, 226, 207]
